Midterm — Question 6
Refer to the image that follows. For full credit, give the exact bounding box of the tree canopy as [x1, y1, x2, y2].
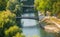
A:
[0, 0, 25, 37]
[0, 0, 9, 11]
[6, 0, 23, 16]
[0, 10, 25, 37]
[34, 0, 60, 15]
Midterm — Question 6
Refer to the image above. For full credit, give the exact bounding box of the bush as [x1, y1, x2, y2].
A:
[0, 10, 25, 37]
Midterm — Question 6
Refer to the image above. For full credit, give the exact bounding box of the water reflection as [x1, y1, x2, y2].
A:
[21, 19, 40, 37]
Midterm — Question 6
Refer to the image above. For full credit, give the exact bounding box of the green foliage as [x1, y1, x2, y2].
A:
[34, 0, 51, 12]
[34, 0, 60, 15]
[6, 0, 22, 16]
[0, 10, 25, 37]
[0, 10, 15, 28]
[34, 0, 52, 15]
[53, 0, 60, 15]
[0, 0, 9, 11]
[0, 0, 24, 37]
[5, 25, 24, 37]
[6, 0, 23, 28]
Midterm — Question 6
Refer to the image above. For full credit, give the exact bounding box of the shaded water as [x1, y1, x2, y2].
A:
[21, 13, 55, 37]
[22, 27, 40, 37]
[21, 19, 40, 37]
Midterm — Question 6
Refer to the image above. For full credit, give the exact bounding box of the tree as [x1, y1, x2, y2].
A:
[53, 0, 60, 16]
[34, 0, 60, 37]
[34, 0, 49, 15]
[0, 0, 9, 11]
[6, 0, 22, 15]
[34, 0, 60, 16]
[0, 10, 25, 37]
[6, 0, 23, 27]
